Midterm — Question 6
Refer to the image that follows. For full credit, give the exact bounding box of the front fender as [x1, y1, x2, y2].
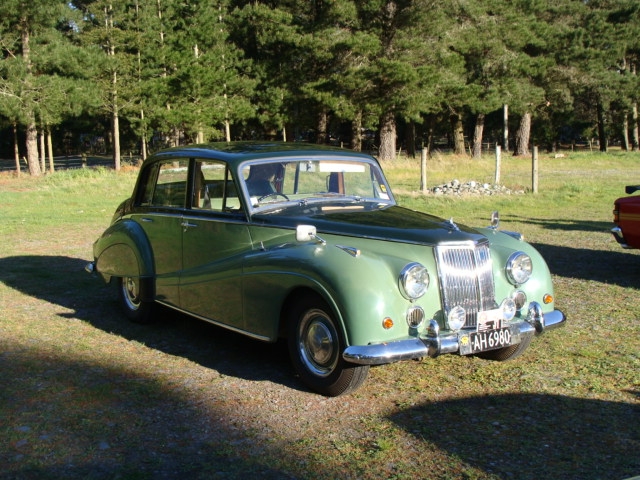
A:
[93, 219, 155, 281]
[479, 228, 556, 312]
[242, 237, 423, 347]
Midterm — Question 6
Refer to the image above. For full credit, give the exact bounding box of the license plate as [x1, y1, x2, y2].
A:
[468, 327, 513, 354]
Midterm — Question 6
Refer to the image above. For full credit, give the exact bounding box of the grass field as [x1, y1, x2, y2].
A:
[0, 150, 639, 479]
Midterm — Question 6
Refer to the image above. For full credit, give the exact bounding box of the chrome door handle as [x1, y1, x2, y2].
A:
[181, 221, 198, 230]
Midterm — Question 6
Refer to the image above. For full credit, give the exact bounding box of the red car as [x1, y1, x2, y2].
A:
[612, 185, 640, 249]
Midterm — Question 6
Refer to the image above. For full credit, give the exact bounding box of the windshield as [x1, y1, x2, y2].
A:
[241, 158, 394, 212]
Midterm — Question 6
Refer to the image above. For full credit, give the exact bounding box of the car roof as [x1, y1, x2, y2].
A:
[146, 141, 376, 169]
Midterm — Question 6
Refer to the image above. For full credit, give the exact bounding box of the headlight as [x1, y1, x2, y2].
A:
[399, 263, 429, 300]
[506, 252, 532, 285]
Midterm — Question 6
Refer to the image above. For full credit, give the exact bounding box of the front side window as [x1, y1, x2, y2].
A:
[192, 160, 241, 212]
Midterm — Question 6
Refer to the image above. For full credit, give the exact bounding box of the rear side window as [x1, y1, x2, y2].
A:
[138, 159, 189, 207]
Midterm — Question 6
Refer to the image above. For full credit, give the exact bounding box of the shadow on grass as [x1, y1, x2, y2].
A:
[497, 213, 640, 287]
[504, 215, 612, 234]
[388, 393, 640, 480]
[0, 350, 297, 479]
[531, 242, 640, 288]
[0, 255, 300, 391]
[0, 255, 308, 478]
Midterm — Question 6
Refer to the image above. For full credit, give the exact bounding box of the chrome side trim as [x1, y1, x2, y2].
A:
[336, 245, 360, 257]
[155, 300, 272, 342]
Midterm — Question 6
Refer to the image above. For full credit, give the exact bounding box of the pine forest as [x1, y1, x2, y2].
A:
[1, 0, 639, 175]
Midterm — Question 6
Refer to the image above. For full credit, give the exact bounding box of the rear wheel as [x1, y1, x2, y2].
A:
[287, 294, 369, 396]
[117, 276, 154, 324]
[475, 332, 532, 361]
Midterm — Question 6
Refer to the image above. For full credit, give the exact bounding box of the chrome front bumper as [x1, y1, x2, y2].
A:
[343, 306, 566, 366]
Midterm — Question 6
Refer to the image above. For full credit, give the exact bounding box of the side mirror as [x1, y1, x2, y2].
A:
[296, 225, 326, 245]
[296, 224, 316, 242]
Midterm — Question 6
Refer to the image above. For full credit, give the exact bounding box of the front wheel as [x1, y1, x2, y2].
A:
[287, 294, 369, 396]
[117, 276, 154, 324]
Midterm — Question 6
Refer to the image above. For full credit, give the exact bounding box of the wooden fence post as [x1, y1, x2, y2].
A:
[420, 147, 428, 193]
[495, 145, 501, 184]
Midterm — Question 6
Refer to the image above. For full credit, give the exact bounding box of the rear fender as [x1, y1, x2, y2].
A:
[93, 220, 155, 297]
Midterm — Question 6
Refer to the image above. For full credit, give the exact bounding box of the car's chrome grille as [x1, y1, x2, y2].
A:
[436, 241, 496, 328]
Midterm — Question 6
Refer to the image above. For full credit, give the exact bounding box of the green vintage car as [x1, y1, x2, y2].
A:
[87, 142, 565, 396]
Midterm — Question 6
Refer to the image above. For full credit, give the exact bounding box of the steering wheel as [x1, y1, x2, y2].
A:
[258, 192, 290, 202]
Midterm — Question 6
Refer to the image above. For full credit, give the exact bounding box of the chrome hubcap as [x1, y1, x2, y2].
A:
[122, 277, 141, 311]
[299, 309, 338, 377]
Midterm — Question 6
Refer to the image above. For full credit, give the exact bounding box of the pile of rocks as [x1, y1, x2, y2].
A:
[429, 179, 524, 196]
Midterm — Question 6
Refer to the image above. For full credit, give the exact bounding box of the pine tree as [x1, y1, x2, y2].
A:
[354, 0, 444, 160]
[148, 1, 255, 144]
[75, 0, 139, 169]
[554, 0, 634, 152]
[0, 0, 82, 175]
[230, 1, 307, 141]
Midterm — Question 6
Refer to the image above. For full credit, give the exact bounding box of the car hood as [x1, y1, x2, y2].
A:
[253, 204, 487, 246]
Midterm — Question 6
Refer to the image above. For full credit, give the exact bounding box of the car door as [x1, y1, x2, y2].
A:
[131, 158, 188, 308]
[179, 159, 252, 331]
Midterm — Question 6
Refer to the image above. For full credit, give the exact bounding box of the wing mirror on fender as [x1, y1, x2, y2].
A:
[296, 225, 326, 245]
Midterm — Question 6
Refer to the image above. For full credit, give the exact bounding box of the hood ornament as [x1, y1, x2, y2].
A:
[489, 211, 500, 230]
[446, 217, 460, 231]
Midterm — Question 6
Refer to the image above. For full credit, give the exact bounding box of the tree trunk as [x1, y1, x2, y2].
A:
[503, 104, 509, 152]
[450, 113, 465, 155]
[597, 101, 607, 152]
[622, 113, 630, 151]
[379, 109, 396, 161]
[39, 129, 45, 172]
[472, 113, 485, 158]
[20, 19, 41, 176]
[316, 109, 328, 144]
[25, 117, 41, 176]
[140, 110, 147, 162]
[423, 114, 435, 156]
[351, 111, 363, 151]
[633, 64, 639, 151]
[109, 17, 121, 170]
[47, 129, 54, 173]
[113, 109, 121, 170]
[514, 112, 531, 156]
[13, 122, 21, 177]
[405, 121, 416, 158]
[632, 103, 639, 151]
